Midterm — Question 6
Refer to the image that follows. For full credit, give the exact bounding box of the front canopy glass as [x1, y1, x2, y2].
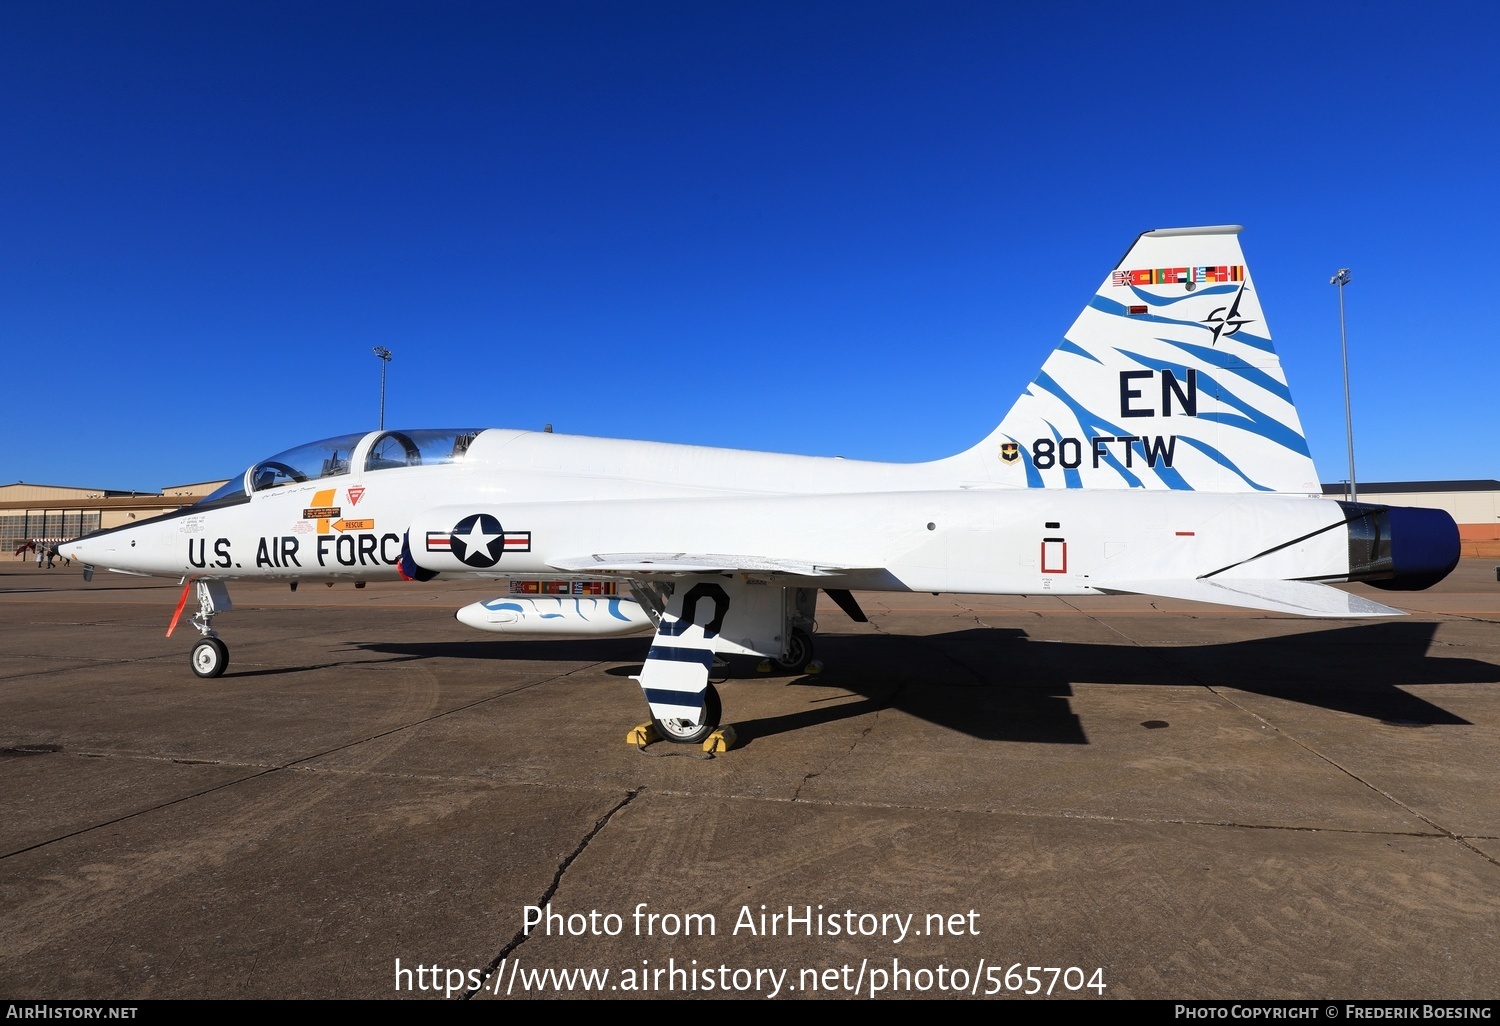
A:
[249, 432, 368, 492]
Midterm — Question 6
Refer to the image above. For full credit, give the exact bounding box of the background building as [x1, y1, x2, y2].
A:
[2, 480, 226, 555]
[1322, 480, 1500, 557]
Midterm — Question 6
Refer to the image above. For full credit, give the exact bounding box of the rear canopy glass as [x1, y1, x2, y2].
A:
[364, 429, 480, 472]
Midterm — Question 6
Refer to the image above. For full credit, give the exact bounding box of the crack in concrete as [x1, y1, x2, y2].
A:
[0, 659, 620, 861]
[1057, 598, 1500, 871]
[904, 631, 989, 686]
[784, 615, 906, 802]
[464, 787, 642, 1000]
[1204, 687, 1500, 868]
[790, 721, 877, 803]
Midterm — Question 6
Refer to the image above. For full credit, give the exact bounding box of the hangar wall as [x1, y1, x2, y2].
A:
[1322, 480, 1500, 557]
[2, 480, 227, 554]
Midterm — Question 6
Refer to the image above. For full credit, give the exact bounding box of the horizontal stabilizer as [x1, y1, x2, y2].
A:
[1095, 578, 1405, 617]
[548, 552, 854, 577]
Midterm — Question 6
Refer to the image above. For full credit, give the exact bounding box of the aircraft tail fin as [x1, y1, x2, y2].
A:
[967, 226, 1320, 494]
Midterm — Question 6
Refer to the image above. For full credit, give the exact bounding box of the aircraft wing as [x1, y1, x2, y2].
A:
[1093, 578, 1405, 617]
[547, 552, 859, 577]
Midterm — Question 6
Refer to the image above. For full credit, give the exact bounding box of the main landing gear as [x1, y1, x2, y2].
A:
[650, 683, 722, 745]
[645, 630, 810, 746]
[774, 627, 814, 673]
[631, 581, 825, 747]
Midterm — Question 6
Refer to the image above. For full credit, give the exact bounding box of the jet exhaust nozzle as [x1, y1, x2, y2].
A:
[1341, 502, 1461, 592]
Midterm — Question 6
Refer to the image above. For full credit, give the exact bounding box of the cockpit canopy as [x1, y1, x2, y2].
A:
[363, 429, 479, 472]
[192, 428, 482, 509]
[251, 432, 366, 492]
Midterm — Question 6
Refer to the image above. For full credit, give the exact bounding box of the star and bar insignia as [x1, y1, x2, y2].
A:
[426, 514, 531, 568]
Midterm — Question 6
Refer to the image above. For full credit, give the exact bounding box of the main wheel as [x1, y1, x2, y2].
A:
[190, 637, 229, 679]
[651, 684, 721, 744]
[773, 628, 814, 673]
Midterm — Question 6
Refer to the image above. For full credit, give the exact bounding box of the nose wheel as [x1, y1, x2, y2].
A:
[171, 580, 234, 679]
[190, 637, 229, 679]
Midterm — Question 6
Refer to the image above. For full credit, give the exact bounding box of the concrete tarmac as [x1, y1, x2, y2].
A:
[2, 560, 1499, 1000]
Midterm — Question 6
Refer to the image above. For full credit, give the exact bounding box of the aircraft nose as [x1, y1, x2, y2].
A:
[61, 527, 133, 570]
[59, 538, 86, 563]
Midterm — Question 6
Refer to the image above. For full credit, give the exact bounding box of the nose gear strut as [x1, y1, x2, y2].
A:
[167, 579, 234, 679]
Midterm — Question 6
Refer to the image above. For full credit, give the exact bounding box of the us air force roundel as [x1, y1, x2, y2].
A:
[449, 514, 503, 567]
[443, 514, 532, 568]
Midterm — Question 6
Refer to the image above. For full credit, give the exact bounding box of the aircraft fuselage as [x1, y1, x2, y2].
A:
[68, 426, 1452, 602]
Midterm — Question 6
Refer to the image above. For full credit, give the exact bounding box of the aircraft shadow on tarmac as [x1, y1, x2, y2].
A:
[357, 620, 1499, 745]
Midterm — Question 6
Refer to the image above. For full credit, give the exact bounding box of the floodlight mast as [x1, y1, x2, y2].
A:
[372, 346, 393, 430]
[1328, 269, 1355, 502]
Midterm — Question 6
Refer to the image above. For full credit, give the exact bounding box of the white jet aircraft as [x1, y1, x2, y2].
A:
[63, 226, 1460, 743]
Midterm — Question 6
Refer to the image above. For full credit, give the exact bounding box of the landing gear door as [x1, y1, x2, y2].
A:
[705, 578, 790, 659]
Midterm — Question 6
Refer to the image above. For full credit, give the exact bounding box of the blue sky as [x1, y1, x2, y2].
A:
[4, 2, 1496, 490]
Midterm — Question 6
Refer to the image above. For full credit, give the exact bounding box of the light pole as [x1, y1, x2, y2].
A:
[372, 347, 392, 430]
[1329, 269, 1355, 502]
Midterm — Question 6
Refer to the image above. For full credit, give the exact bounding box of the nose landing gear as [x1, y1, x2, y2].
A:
[169, 579, 234, 679]
[191, 637, 229, 678]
